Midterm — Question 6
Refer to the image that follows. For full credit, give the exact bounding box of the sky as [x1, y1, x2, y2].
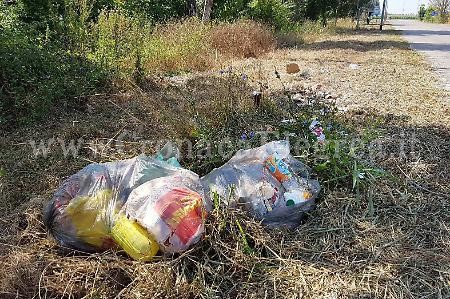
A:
[387, 0, 430, 14]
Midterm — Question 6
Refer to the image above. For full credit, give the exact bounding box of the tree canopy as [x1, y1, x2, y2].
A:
[15, 0, 378, 30]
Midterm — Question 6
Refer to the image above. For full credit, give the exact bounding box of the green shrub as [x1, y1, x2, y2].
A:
[424, 6, 438, 22]
[142, 19, 211, 73]
[91, 10, 146, 77]
[62, 0, 95, 53]
[0, 3, 106, 126]
[248, 0, 294, 30]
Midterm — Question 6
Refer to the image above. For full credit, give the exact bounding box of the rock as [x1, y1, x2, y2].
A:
[286, 63, 300, 74]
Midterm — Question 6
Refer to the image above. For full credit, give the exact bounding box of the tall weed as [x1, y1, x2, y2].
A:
[209, 19, 275, 58]
[142, 19, 212, 73]
[92, 10, 146, 77]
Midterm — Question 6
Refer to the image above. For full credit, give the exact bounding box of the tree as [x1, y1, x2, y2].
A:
[202, 0, 213, 22]
[430, 0, 450, 22]
[419, 4, 426, 20]
[212, 0, 251, 21]
[248, 0, 294, 29]
[187, 0, 197, 16]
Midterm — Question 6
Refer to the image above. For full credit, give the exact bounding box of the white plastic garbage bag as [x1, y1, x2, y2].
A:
[201, 141, 320, 228]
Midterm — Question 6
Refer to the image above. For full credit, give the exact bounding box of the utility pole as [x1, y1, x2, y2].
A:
[380, 0, 387, 30]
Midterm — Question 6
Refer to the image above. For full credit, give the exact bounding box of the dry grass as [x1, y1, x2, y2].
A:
[231, 25, 450, 127]
[100, 17, 277, 75]
[1, 24, 450, 299]
[209, 19, 276, 59]
[142, 19, 214, 73]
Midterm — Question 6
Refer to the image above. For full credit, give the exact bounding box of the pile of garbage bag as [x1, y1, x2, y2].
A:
[44, 141, 320, 261]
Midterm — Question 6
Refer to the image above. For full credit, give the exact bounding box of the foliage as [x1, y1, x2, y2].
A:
[424, 5, 439, 22]
[180, 70, 383, 193]
[419, 4, 426, 20]
[141, 19, 212, 73]
[92, 10, 146, 76]
[94, 15, 213, 75]
[1, 0, 377, 127]
[429, 0, 450, 23]
[212, 0, 251, 21]
[119, 0, 187, 22]
[296, 0, 375, 25]
[248, 0, 294, 30]
[0, 2, 106, 126]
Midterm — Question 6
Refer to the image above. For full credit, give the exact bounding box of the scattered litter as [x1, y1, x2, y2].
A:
[291, 93, 303, 102]
[299, 70, 311, 79]
[349, 63, 360, 70]
[281, 119, 296, 124]
[313, 84, 322, 91]
[286, 63, 300, 74]
[253, 90, 262, 106]
[166, 75, 188, 86]
[201, 141, 320, 228]
[309, 120, 326, 143]
[290, 85, 339, 107]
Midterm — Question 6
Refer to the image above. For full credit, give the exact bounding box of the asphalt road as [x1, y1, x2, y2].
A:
[391, 19, 450, 90]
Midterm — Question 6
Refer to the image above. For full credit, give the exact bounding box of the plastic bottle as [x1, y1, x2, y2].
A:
[264, 153, 292, 183]
[111, 215, 159, 261]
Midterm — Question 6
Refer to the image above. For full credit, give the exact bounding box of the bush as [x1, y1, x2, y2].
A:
[142, 19, 212, 73]
[209, 19, 275, 58]
[92, 14, 277, 75]
[0, 3, 106, 126]
[1, 3, 279, 126]
[248, 0, 294, 30]
[92, 14, 212, 75]
[92, 10, 146, 77]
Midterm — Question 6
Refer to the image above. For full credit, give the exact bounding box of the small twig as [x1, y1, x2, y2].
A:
[107, 99, 147, 126]
[100, 126, 126, 158]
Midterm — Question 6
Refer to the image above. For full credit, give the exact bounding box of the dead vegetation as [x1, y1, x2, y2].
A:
[1, 25, 450, 299]
[209, 20, 276, 59]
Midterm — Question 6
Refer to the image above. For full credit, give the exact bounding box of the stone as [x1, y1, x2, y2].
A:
[286, 63, 300, 74]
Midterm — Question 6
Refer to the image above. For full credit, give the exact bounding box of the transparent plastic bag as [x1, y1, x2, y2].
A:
[122, 174, 209, 253]
[44, 149, 209, 259]
[201, 141, 320, 228]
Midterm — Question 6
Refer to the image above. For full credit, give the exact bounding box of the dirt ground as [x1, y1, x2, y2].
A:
[231, 26, 450, 126]
[0, 26, 449, 298]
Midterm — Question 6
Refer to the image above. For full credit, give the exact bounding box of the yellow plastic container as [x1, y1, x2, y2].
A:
[111, 215, 159, 261]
